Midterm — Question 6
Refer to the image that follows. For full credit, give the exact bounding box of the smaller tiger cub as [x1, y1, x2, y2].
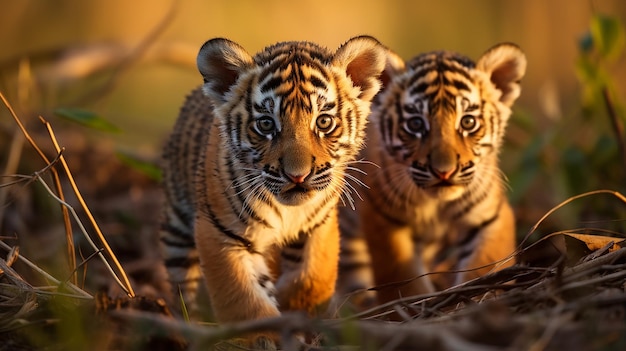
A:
[338, 43, 526, 308]
[159, 36, 388, 346]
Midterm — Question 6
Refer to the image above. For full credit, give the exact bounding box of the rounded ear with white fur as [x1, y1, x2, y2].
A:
[476, 43, 527, 107]
[196, 38, 254, 103]
[332, 36, 389, 101]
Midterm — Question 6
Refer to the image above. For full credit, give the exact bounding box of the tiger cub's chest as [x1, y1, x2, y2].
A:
[241, 196, 334, 248]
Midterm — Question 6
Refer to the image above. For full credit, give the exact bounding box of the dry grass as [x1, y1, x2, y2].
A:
[1, 94, 626, 350]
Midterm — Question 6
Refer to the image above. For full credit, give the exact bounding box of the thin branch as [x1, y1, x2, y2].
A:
[519, 189, 626, 247]
[0, 91, 77, 284]
[39, 115, 134, 297]
[32, 168, 131, 296]
[0, 130, 24, 229]
[0, 240, 91, 298]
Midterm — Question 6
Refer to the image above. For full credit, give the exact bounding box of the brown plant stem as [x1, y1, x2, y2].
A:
[39, 116, 135, 297]
[0, 92, 77, 285]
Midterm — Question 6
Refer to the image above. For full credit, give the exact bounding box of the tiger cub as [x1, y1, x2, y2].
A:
[159, 36, 387, 342]
[338, 43, 527, 307]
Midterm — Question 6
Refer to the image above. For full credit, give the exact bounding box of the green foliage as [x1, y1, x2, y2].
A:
[576, 14, 625, 116]
[589, 14, 625, 60]
[53, 107, 163, 181]
[116, 151, 162, 182]
[508, 13, 626, 235]
[54, 108, 121, 133]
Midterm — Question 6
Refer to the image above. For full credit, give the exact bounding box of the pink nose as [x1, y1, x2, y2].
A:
[432, 167, 455, 180]
[286, 172, 309, 184]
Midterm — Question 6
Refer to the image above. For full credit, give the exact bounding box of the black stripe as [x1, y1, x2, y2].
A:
[203, 201, 254, 251]
[258, 274, 273, 290]
[261, 76, 283, 93]
[309, 75, 326, 90]
[451, 185, 489, 220]
[458, 199, 503, 249]
[160, 236, 195, 248]
[409, 81, 430, 96]
[339, 261, 371, 270]
[452, 79, 470, 92]
[298, 203, 333, 237]
[160, 222, 193, 241]
[281, 252, 302, 263]
[170, 203, 193, 228]
[286, 240, 305, 250]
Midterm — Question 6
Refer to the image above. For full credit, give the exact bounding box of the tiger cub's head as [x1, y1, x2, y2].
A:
[372, 43, 526, 200]
[197, 37, 387, 206]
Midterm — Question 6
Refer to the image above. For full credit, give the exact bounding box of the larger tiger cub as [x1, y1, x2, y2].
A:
[159, 36, 387, 342]
[338, 43, 526, 307]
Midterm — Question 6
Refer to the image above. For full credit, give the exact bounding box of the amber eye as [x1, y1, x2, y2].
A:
[316, 114, 336, 133]
[404, 116, 426, 136]
[255, 116, 276, 135]
[459, 115, 479, 133]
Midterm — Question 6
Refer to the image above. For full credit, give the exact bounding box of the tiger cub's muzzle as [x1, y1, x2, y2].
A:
[410, 151, 475, 189]
[263, 153, 334, 206]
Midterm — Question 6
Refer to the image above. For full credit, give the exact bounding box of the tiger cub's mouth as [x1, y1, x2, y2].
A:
[431, 180, 456, 187]
[284, 183, 310, 194]
[422, 181, 466, 200]
[278, 183, 316, 205]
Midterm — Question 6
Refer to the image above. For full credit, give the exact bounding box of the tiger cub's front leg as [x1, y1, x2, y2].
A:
[360, 201, 434, 305]
[276, 209, 340, 315]
[194, 217, 280, 324]
[453, 201, 516, 285]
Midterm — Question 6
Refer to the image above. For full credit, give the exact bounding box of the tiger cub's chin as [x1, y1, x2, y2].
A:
[276, 185, 317, 206]
[422, 183, 466, 201]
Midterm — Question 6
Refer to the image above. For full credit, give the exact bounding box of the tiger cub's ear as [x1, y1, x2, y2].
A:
[476, 43, 527, 107]
[197, 38, 254, 103]
[380, 49, 406, 89]
[332, 36, 389, 101]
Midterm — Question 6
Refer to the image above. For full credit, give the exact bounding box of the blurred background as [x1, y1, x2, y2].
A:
[0, 0, 625, 256]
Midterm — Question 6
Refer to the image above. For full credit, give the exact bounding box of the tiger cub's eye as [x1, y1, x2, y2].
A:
[316, 115, 336, 133]
[459, 115, 479, 133]
[255, 116, 276, 135]
[404, 116, 426, 136]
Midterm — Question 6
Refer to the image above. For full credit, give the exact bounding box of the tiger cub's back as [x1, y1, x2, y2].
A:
[338, 43, 527, 308]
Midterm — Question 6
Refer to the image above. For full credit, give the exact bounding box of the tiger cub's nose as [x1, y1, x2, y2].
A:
[286, 171, 310, 184]
[431, 167, 456, 181]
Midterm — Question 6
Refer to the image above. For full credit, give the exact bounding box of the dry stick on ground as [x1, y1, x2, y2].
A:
[0, 163, 109, 298]
[0, 92, 135, 297]
[0, 92, 77, 284]
[30, 170, 130, 295]
[39, 115, 135, 297]
[104, 240, 626, 350]
[519, 189, 626, 248]
[0, 240, 90, 299]
[0, 131, 24, 236]
[108, 303, 520, 351]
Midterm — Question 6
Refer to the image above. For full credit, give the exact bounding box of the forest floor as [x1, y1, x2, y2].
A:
[1, 111, 626, 351]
